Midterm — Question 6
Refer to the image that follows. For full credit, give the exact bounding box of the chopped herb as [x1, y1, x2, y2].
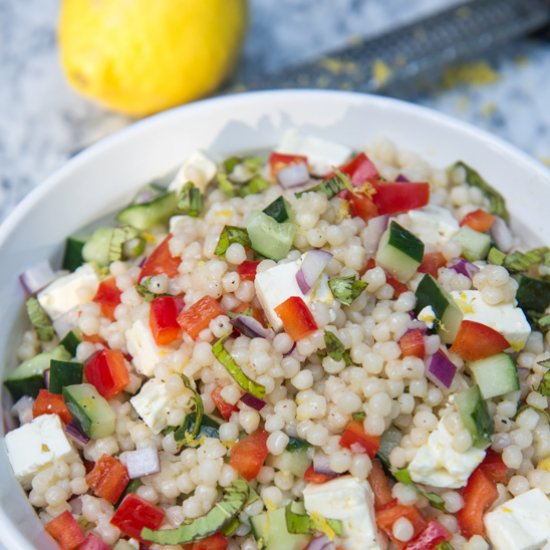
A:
[296, 170, 352, 199]
[284, 503, 343, 537]
[26, 297, 54, 341]
[436, 543, 455, 550]
[352, 411, 366, 422]
[221, 516, 240, 536]
[516, 275, 550, 315]
[174, 413, 220, 441]
[323, 331, 352, 366]
[393, 468, 413, 484]
[392, 469, 447, 511]
[109, 226, 140, 263]
[516, 403, 550, 422]
[503, 247, 550, 273]
[328, 275, 367, 306]
[449, 161, 509, 221]
[217, 156, 269, 197]
[424, 492, 446, 512]
[537, 359, 550, 396]
[115, 478, 142, 508]
[177, 182, 203, 217]
[223, 156, 242, 174]
[239, 175, 270, 197]
[227, 307, 254, 319]
[216, 171, 235, 197]
[212, 339, 266, 399]
[135, 277, 172, 302]
[173, 375, 204, 443]
[487, 247, 505, 266]
[123, 237, 146, 258]
[243, 156, 264, 173]
[214, 226, 251, 256]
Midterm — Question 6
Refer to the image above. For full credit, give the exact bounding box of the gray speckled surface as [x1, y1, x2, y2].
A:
[1, 0, 549, 222]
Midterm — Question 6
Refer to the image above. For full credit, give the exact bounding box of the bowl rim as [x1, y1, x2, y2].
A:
[1, 88, 549, 549]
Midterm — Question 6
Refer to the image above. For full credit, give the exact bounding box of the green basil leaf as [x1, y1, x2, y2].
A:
[26, 297, 54, 342]
[296, 169, 352, 199]
[284, 503, 343, 536]
[328, 275, 367, 306]
[214, 226, 251, 257]
[323, 331, 352, 365]
[177, 182, 203, 217]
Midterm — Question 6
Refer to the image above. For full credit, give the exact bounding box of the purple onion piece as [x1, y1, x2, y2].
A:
[364, 215, 390, 255]
[448, 258, 479, 279]
[277, 161, 310, 188]
[313, 454, 336, 476]
[426, 350, 457, 389]
[491, 216, 514, 252]
[396, 174, 410, 182]
[19, 260, 56, 295]
[123, 446, 160, 479]
[231, 315, 274, 340]
[44, 368, 50, 389]
[65, 420, 90, 446]
[69, 495, 83, 515]
[240, 392, 266, 411]
[295, 250, 333, 294]
[307, 536, 334, 550]
[138, 255, 148, 268]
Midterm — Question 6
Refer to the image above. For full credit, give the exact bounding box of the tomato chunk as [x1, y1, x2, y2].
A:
[78, 533, 110, 550]
[304, 464, 337, 484]
[339, 420, 380, 458]
[368, 458, 393, 509]
[211, 385, 239, 421]
[85, 454, 129, 504]
[33, 389, 72, 424]
[183, 532, 229, 550]
[140, 235, 180, 280]
[237, 260, 260, 281]
[84, 349, 130, 400]
[404, 521, 449, 550]
[339, 152, 380, 185]
[418, 252, 446, 277]
[111, 493, 165, 541]
[45, 511, 85, 550]
[150, 296, 183, 345]
[457, 467, 498, 539]
[348, 191, 379, 222]
[93, 277, 122, 320]
[460, 209, 495, 233]
[478, 449, 509, 484]
[177, 295, 225, 340]
[399, 329, 426, 359]
[268, 152, 308, 177]
[450, 320, 509, 361]
[372, 181, 430, 215]
[376, 500, 428, 549]
[274, 296, 318, 341]
[229, 429, 269, 481]
[386, 273, 408, 297]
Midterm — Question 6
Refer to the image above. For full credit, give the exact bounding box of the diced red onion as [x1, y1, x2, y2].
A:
[448, 258, 479, 279]
[426, 350, 457, 389]
[313, 454, 336, 476]
[277, 161, 310, 188]
[517, 367, 530, 399]
[296, 250, 333, 294]
[65, 421, 90, 446]
[404, 521, 448, 550]
[69, 495, 83, 515]
[10, 395, 34, 427]
[123, 446, 160, 479]
[44, 368, 50, 389]
[396, 174, 410, 182]
[363, 215, 390, 255]
[240, 392, 266, 411]
[19, 260, 56, 295]
[78, 533, 110, 550]
[491, 216, 514, 252]
[231, 315, 274, 340]
[53, 307, 80, 339]
[307, 536, 334, 550]
[138, 255, 148, 268]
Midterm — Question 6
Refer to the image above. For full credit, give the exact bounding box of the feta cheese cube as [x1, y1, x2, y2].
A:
[404, 205, 459, 245]
[5, 414, 74, 487]
[125, 319, 170, 377]
[484, 488, 550, 550]
[168, 150, 217, 194]
[418, 305, 436, 329]
[408, 417, 485, 488]
[450, 290, 531, 351]
[303, 476, 383, 550]
[37, 264, 99, 319]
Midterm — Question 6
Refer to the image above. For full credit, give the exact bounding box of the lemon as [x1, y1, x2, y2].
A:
[58, 0, 248, 116]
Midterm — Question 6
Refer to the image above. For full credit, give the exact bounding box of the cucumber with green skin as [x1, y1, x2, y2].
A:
[246, 210, 296, 261]
[48, 360, 84, 394]
[263, 196, 293, 223]
[452, 226, 491, 262]
[60, 329, 83, 356]
[250, 506, 310, 550]
[116, 191, 178, 230]
[469, 353, 519, 400]
[62, 234, 87, 272]
[455, 385, 493, 448]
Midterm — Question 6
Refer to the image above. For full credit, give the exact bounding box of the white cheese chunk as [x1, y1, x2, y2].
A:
[418, 305, 436, 329]
[450, 290, 531, 351]
[484, 488, 550, 550]
[408, 417, 485, 488]
[303, 476, 383, 550]
[403, 204, 459, 246]
[125, 319, 170, 377]
[5, 414, 74, 487]
[130, 378, 193, 434]
[276, 128, 351, 175]
[37, 264, 99, 320]
[168, 150, 217, 194]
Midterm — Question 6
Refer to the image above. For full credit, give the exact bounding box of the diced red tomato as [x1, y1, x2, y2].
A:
[111, 493, 165, 541]
[237, 260, 260, 281]
[386, 273, 408, 297]
[450, 320, 509, 361]
[78, 533, 110, 550]
[348, 192, 379, 222]
[376, 500, 428, 549]
[45, 511, 85, 550]
[183, 533, 229, 550]
[229, 429, 269, 481]
[399, 329, 426, 359]
[211, 385, 239, 421]
[457, 467, 498, 539]
[368, 458, 393, 509]
[404, 521, 450, 550]
[338, 152, 380, 185]
[418, 252, 446, 278]
[478, 449, 509, 484]
[84, 349, 130, 400]
[33, 389, 72, 424]
[93, 277, 122, 321]
[268, 152, 308, 177]
[372, 181, 430, 215]
[339, 420, 380, 458]
[178, 295, 225, 340]
[274, 296, 318, 341]
[460, 209, 495, 233]
[304, 464, 337, 484]
[85, 454, 129, 504]
[140, 235, 180, 280]
[149, 296, 183, 345]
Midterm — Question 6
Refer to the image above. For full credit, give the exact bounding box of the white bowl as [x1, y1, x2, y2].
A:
[1, 90, 549, 549]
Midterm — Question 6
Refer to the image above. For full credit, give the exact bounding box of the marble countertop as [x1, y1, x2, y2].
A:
[1, 0, 550, 222]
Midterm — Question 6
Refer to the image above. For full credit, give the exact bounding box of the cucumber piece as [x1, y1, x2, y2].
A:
[415, 274, 463, 344]
[455, 385, 494, 448]
[60, 329, 83, 356]
[286, 436, 310, 452]
[377, 425, 402, 468]
[116, 191, 178, 230]
[4, 347, 71, 400]
[263, 196, 292, 223]
[516, 275, 550, 314]
[469, 353, 519, 399]
[246, 210, 296, 261]
[270, 446, 311, 477]
[49, 360, 84, 394]
[452, 226, 491, 262]
[63, 234, 87, 272]
[376, 221, 424, 283]
[82, 227, 114, 267]
[63, 383, 116, 439]
[250, 507, 310, 550]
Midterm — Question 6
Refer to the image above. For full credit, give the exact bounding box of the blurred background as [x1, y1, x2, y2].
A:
[1, 0, 549, 223]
